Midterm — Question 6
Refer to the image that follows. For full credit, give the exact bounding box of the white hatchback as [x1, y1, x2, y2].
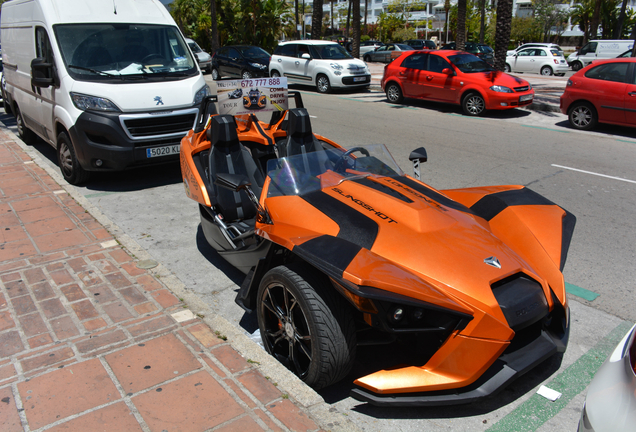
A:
[269, 40, 370, 93]
[505, 47, 569, 76]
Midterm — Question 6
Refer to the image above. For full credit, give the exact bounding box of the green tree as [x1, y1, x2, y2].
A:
[532, 0, 570, 43]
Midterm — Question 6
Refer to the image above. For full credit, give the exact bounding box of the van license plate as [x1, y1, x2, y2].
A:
[519, 94, 533, 102]
[147, 145, 180, 158]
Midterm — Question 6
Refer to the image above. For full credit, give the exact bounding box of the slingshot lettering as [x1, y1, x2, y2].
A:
[332, 188, 397, 224]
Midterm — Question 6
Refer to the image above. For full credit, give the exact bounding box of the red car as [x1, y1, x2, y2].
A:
[560, 58, 636, 130]
[381, 50, 534, 116]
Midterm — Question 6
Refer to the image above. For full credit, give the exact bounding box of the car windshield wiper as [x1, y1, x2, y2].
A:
[68, 64, 120, 78]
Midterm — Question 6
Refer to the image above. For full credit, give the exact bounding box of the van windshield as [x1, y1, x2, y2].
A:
[54, 23, 198, 82]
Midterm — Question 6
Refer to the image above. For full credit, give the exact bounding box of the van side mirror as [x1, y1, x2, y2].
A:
[409, 147, 427, 180]
[31, 57, 55, 88]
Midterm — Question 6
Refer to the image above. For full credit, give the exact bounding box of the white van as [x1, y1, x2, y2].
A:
[567, 40, 634, 71]
[1, 0, 209, 184]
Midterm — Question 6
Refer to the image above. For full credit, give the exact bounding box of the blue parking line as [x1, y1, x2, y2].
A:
[521, 125, 570, 133]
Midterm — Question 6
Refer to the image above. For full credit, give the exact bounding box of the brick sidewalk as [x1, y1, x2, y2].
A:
[0, 131, 325, 431]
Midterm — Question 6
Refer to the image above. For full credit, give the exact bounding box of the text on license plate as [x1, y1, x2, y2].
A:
[353, 77, 366, 82]
[147, 145, 180, 158]
[519, 94, 533, 102]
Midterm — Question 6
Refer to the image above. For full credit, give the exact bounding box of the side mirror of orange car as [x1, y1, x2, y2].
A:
[442, 68, 453, 75]
[409, 147, 428, 180]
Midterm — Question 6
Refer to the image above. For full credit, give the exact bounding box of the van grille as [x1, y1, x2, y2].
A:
[123, 114, 196, 138]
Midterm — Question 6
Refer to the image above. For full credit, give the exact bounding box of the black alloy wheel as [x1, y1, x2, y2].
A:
[256, 264, 356, 389]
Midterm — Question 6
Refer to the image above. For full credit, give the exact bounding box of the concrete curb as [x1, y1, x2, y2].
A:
[3, 124, 363, 432]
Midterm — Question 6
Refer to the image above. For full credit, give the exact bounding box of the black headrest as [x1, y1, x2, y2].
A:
[207, 115, 238, 147]
[286, 108, 312, 137]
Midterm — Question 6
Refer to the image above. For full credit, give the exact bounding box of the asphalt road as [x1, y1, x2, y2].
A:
[2, 84, 635, 431]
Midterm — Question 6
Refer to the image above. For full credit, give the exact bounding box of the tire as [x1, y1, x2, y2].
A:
[257, 264, 356, 389]
[540, 66, 553, 76]
[15, 105, 37, 145]
[568, 101, 597, 131]
[211, 67, 220, 80]
[504, 63, 511, 73]
[3, 98, 12, 115]
[57, 131, 90, 185]
[572, 61, 582, 72]
[363, 54, 370, 62]
[462, 92, 486, 116]
[270, 70, 281, 78]
[386, 82, 403, 104]
[242, 70, 253, 80]
[316, 74, 331, 93]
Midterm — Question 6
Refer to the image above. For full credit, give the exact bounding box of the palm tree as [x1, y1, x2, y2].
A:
[312, 0, 324, 39]
[352, 0, 360, 57]
[444, 0, 451, 43]
[615, 0, 628, 38]
[479, 0, 485, 43]
[457, 0, 467, 50]
[494, 0, 512, 71]
[364, 0, 369, 34]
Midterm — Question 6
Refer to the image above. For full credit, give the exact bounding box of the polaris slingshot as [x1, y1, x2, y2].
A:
[180, 92, 575, 406]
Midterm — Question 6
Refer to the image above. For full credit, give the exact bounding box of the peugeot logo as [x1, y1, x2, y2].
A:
[484, 256, 501, 269]
[154, 96, 164, 106]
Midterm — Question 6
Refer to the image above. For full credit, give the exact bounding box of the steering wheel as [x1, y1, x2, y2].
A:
[141, 53, 164, 64]
[334, 147, 370, 172]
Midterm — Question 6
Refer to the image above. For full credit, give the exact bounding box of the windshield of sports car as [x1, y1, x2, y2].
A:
[266, 144, 404, 198]
[313, 44, 353, 60]
[448, 53, 495, 73]
[54, 23, 198, 82]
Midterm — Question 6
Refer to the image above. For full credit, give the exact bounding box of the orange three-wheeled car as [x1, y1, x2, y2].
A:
[180, 91, 575, 406]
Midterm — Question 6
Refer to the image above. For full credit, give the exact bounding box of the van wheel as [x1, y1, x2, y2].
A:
[57, 132, 90, 185]
[257, 264, 356, 389]
[316, 74, 331, 93]
[15, 105, 37, 145]
[571, 61, 582, 71]
[540, 66, 553, 76]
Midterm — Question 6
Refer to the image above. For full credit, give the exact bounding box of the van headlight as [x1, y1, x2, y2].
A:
[194, 84, 211, 104]
[70, 92, 120, 112]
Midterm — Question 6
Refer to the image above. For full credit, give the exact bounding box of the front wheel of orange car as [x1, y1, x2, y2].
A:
[568, 101, 597, 131]
[257, 264, 356, 390]
[386, 83, 403, 103]
[462, 92, 485, 116]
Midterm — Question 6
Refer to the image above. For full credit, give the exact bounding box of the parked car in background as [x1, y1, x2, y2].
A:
[441, 42, 494, 64]
[382, 50, 534, 116]
[560, 58, 636, 130]
[404, 39, 437, 50]
[507, 43, 563, 56]
[269, 40, 370, 93]
[186, 38, 212, 73]
[211, 45, 271, 80]
[505, 47, 568, 76]
[577, 322, 635, 432]
[363, 43, 414, 63]
[359, 40, 384, 55]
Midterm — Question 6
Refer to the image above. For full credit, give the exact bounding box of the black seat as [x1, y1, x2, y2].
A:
[281, 108, 332, 175]
[207, 115, 264, 245]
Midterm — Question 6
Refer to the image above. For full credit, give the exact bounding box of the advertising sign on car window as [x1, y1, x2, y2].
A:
[216, 77, 288, 116]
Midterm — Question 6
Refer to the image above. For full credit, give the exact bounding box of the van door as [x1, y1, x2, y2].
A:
[578, 42, 598, 67]
[33, 26, 57, 143]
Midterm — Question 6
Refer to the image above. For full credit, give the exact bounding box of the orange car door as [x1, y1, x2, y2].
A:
[423, 54, 458, 102]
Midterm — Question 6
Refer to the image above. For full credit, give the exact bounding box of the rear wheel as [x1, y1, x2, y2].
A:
[316, 74, 331, 93]
[57, 131, 90, 185]
[211, 67, 220, 80]
[15, 105, 37, 145]
[462, 92, 486, 116]
[568, 101, 597, 131]
[540, 66, 553, 76]
[386, 82, 403, 104]
[257, 264, 356, 389]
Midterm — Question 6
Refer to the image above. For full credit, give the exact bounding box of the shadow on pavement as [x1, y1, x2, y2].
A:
[379, 97, 533, 119]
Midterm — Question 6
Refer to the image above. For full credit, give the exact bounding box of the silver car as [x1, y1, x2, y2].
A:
[363, 43, 414, 63]
[186, 38, 212, 74]
[505, 47, 569, 76]
[578, 323, 636, 432]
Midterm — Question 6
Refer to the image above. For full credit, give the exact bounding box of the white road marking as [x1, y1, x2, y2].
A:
[552, 164, 636, 184]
